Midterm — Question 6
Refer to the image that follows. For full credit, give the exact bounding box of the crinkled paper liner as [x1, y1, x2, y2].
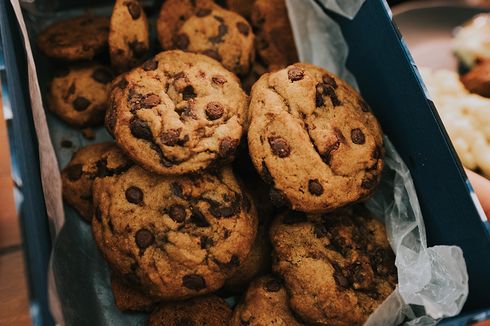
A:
[10, 0, 468, 324]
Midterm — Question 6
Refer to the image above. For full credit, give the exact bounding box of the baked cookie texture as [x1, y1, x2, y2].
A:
[109, 0, 150, 73]
[92, 147, 258, 300]
[269, 208, 397, 326]
[148, 295, 232, 326]
[230, 275, 303, 326]
[107, 50, 248, 175]
[48, 63, 113, 128]
[111, 273, 157, 312]
[36, 16, 109, 61]
[61, 142, 131, 222]
[248, 63, 384, 213]
[251, 0, 298, 71]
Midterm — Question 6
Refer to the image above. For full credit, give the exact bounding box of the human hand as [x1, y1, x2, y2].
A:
[466, 169, 490, 221]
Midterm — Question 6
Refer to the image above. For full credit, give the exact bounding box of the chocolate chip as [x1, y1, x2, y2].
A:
[142, 94, 160, 107]
[65, 164, 83, 181]
[322, 74, 338, 89]
[95, 206, 102, 222]
[224, 229, 231, 239]
[219, 137, 239, 158]
[182, 85, 196, 100]
[91, 68, 113, 84]
[129, 40, 147, 58]
[196, 7, 212, 17]
[171, 182, 184, 198]
[73, 97, 90, 111]
[182, 274, 206, 290]
[190, 207, 210, 227]
[201, 49, 222, 62]
[270, 188, 290, 208]
[142, 59, 158, 71]
[334, 269, 350, 288]
[236, 22, 250, 36]
[205, 102, 224, 120]
[316, 90, 324, 107]
[209, 20, 228, 43]
[351, 128, 365, 145]
[308, 179, 324, 196]
[372, 146, 381, 160]
[174, 33, 190, 50]
[265, 279, 282, 292]
[212, 75, 227, 84]
[282, 210, 306, 224]
[169, 204, 186, 223]
[161, 129, 181, 146]
[115, 78, 128, 89]
[200, 236, 213, 249]
[359, 98, 370, 112]
[361, 175, 377, 189]
[125, 186, 144, 204]
[126, 1, 141, 20]
[288, 67, 304, 81]
[130, 117, 153, 141]
[135, 229, 154, 249]
[268, 136, 291, 158]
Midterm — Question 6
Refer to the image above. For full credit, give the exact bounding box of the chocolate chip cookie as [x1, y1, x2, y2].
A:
[109, 0, 150, 73]
[251, 0, 298, 71]
[61, 142, 132, 222]
[174, 7, 255, 75]
[248, 63, 384, 213]
[148, 295, 232, 326]
[107, 50, 248, 175]
[230, 275, 303, 326]
[36, 16, 109, 61]
[269, 208, 397, 326]
[157, 0, 218, 50]
[92, 149, 258, 300]
[217, 0, 255, 19]
[111, 273, 157, 312]
[48, 63, 114, 128]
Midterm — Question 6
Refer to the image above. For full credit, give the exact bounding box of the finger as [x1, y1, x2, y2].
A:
[466, 168, 490, 221]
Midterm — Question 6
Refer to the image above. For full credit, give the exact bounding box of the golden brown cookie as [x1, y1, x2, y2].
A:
[148, 296, 232, 326]
[107, 50, 248, 175]
[109, 0, 150, 73]
[92, 147, 258, 300]
[251, 0, 298, 71]
[230, 275, 303, 326]
[111, 273, 157, 312]
[248, 63, 384, 213]
[36, 16, 109, 61]
[48, 63, 114, 128]
[270, 208, 397, 326]
[61, 142, 131, 222]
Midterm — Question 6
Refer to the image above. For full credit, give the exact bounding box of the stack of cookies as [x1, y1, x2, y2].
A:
[37, 0, 397, 325]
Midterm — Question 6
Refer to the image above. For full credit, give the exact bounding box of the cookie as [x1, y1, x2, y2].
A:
[269, 208, 397, 326]
[36, 16, 109, 61]
[251, 0, 298, 71]
[230, 275, 303, 326]
[61, 142, 132, 222]
[107, 50, 248, 175]
[111, 273, 157, 312]
[461, 59, 490, 98]
[248, 63, 384, 213]
[157, 0, 218, 50]
[109, 0, 150, 73]
[48, 63, 114, 128]
[148, 295, 231, 326]
[92, 148, 258, 300]
[217, 0, 255, 19]
[169, 6, 255, 75]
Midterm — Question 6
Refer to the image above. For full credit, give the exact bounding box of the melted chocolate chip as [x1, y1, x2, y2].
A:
[351, 128, 365, 145]
[169, 204, 186, 223]
[321, 141, 340, 165]
[372, 146, 381, 160]
[161, 129, 181, 146]
[126, 1, 141, 20]
[182, 85, 196, 100]
[91, 67, 113, 84]
[171, 182, 184, 198]
[268, 136, 291, 158]
[288, 67, 304, 81]
[174, 33, 190, 50]
[182, 274, 206, 290]
[201, 49, 222, 62]
[189, 207, 210, 227]
[142, 94, 161, 108]
[219, 138, 239, 158]
[205, 102, 224, 120]
[200, 236, 213, 249]
[212, 75, 227, 84]
[73, 97, 90, 111]
[142, 59, 158, 71]
[316, 90, 324, 107]
[265, 279, 282, 292]
[130, 117, 153, 141]
[115, 78, 128, 90]
[135, 229, 154, 249]
[125, 186, 144, 204]
[269, 188, 290, 208]
[196, 7, 212, 17]
[333, 269, 350, 288]
[322, 74, 338, 89]
[236, 22, 250, 36]
[65, 164, 83, 181]
[209, 19, 228, 43]
[308, 179, 324, 196]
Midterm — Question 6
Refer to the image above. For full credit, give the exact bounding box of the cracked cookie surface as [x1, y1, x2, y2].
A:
[107, 50, 248, 175]
[49, 63, 114, 128]
[61, 142, 132, 222]
[148, 295, 231, 326]
[36, 16, 109, 61]
[269, 208, 397, 326]
[230, 275, 303, 326]
[92, 148, 257, 300]
[248, 63, 384, 213]
[109, 0, 150, 73]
